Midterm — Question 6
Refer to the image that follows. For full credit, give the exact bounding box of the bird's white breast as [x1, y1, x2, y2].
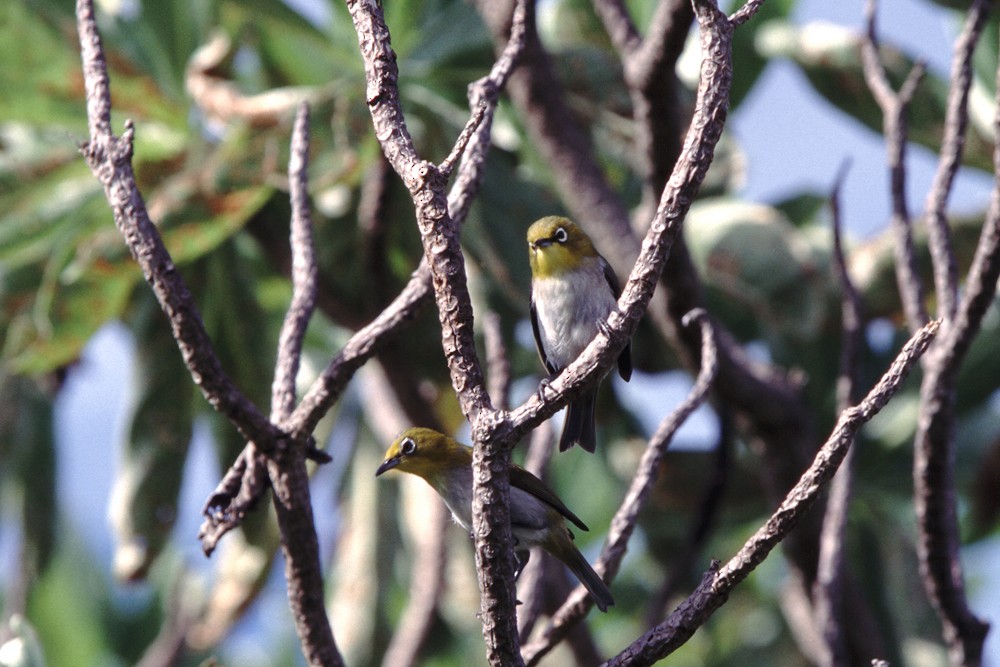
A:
[533, 262, 618, 371]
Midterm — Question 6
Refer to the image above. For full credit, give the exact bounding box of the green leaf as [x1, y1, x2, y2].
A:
[109, 291, 194, 582]
[685, 197, 836, 342]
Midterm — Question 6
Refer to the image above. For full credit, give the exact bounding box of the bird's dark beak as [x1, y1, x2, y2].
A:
[531, 238, 552, 250]
[375, 456, 400, 477]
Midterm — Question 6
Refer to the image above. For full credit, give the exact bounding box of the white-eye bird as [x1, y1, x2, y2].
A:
[375, 427, 614, 612]
[527, 215, 632, 452]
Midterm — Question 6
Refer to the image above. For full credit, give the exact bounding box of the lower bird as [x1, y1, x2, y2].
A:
[375, 427, 614, 612]
[527, 215, 632, 452]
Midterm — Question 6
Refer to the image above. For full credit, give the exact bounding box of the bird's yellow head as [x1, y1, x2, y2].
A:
[375, 427, 472, 482]
[527, 216, 598, 278]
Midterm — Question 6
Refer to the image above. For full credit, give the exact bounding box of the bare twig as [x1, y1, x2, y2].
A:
[439, 101, 488, 179]
[522, 310, 718, 665]
[644, 409, 732, 627]
[259, 102, 341, 667]
[605, 320, 941, 666]
[861, 0, 929, 334]
[814, 161, 864, 667]
[728, 0, 768, 26]
[77, 0, 283, 451]
[921, 0, 990, 323]
[272, 102, 317, 423]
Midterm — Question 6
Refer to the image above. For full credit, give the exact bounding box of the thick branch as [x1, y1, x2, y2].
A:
[345, 0, 530, 662]
[913, 43, 1000, 662]
[78, 4, 342, 664]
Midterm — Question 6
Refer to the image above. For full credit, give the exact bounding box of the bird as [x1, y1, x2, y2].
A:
[375, 427, 614, 612]
[527, 215, 632, 452]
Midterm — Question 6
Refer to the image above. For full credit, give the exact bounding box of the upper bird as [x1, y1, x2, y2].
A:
[376, 427, 614, 612]
[527, 216, 632, 452]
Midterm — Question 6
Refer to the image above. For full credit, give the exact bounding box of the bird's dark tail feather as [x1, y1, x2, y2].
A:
[559, 391, 597, 452]
[562, 545, 614, 612]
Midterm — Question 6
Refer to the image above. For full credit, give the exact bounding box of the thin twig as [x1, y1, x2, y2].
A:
[258, 102, 340, 667]
[76, 0, 283, 450]
[813, 160, 864, 667]
[483, 311, 512, 412]
[604, 320, 940, 666]
[439, 101, 488, 179]
[644, 409, 732, 627]
[921, 0, 990, 323]
[522, 310, 719, 665]
[861, 0, 929, 334]
[272, 102, 317, 423]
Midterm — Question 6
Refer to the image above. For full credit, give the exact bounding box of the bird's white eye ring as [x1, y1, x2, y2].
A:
[554, 227, 568, 243]
[400, 437, 416, 455]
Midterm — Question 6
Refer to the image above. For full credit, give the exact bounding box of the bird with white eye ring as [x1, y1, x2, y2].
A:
[527, 215, 632, 452]
[376, 427, 614, 612]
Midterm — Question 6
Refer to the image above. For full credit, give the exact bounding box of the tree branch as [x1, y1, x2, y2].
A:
[861, 0, 929, 333]
[76, 0, 283, 450]
[272, 102, 318, 423]
[345, 0, 531, 662]
[605, 320, 941, 666]
[912, 35, 1000, 661]
[920, 0, 990, 323]
[77, 3, 343, 663]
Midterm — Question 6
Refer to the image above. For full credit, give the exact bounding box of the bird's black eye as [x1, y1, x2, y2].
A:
[400, 437, 416, 455]
[554, 227, 568, 243]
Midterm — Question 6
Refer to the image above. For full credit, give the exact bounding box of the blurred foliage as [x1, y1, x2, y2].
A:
[1, 0, 999, 665]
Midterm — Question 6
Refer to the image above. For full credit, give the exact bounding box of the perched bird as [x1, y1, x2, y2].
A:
[375, 427, 614, 612]
[527, 215, 632, 452]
